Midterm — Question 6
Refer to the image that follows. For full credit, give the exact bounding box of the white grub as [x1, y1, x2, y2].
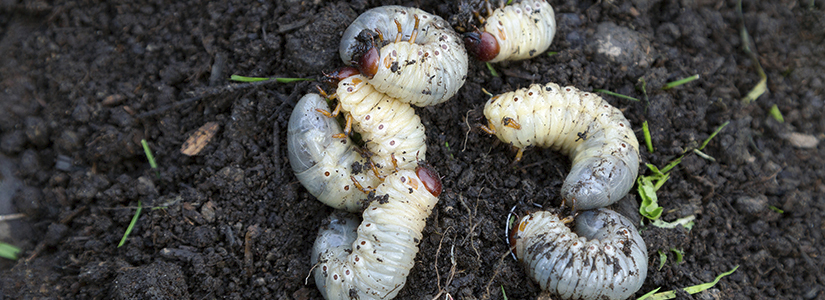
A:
[474, 0, 556, 62]
[336, 75, 427, 177]
[340, 5, 468, 106]
[287, 93, 380, 212]
[312, 168, 440, 300]
[483, 82, 640, 210]
[513, 208, 648, 300]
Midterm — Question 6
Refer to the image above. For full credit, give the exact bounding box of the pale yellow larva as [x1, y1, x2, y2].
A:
[335, 74, 427, 178]
[312, 166, 442, 300]
[339, 5, 468, 107]
[465, 0, 556, 62]
[287, 93, 381, 212]
[483, 82, 640, 210]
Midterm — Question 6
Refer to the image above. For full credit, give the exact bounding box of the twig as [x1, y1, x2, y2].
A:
[0, 213, 26, 222]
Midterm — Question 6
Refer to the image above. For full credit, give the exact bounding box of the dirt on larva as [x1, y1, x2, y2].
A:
[1, 0, 823, 299]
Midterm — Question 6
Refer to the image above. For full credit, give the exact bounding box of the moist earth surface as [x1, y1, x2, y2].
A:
[1, 0, 824, 299]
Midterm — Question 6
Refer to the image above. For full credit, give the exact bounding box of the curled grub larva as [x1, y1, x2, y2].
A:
[287, 93, 380, 212]
[483, 82, 640, 210]
[333, 74, 427, 178]
[312, 166, 442, 300]
[464, 0, 556, 63]
[512, 208, 648, 300]
[339, 5, 469, 107]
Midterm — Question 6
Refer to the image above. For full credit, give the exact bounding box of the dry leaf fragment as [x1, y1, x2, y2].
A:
[181, 122, 219, 156]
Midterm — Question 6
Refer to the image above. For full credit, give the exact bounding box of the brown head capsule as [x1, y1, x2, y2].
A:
[349, 29, 381, 79]
[356, 47, 380, 78]
[323, 67, 361, 87]
[415, 165, 442, 197]
[464, 31, 500, 62]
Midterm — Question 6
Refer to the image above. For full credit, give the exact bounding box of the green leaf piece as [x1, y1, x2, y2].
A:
[0, 242, 21, 260]
[769, 206, 784, 214]
[769, 104, 784, 123]
[670, 248, 684, 263]
[658, 250, 667, 270]
[651, 215, 695, 230]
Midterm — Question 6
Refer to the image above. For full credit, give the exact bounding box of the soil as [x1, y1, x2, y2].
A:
[1, 0, 824, 299]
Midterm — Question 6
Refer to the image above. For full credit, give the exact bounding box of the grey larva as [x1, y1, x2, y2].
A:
[287, 93, 380, 212]
[512, 208, 648, 300]
[464, 0, 556, 62]
[312, 166, 442, 300]
[339, 5, 469, 107]
[483, 82, 640, 210]
[330, 74, 427, 178]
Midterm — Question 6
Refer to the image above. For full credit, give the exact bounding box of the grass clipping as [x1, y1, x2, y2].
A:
[737, 0, 767, 104]
[638, 266, 739, 300]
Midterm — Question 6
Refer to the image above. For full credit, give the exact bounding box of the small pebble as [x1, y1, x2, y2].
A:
[735, 194, 767, 215]
[782, 132, 819, 149]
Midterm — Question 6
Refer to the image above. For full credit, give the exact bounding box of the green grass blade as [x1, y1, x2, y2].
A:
[118, 201, 143, 248]
[645, 163, 663, 177]
[230, 75, 271, 82]
[501, 285, 508, 300]
[486, 62, 499, 77]
[141, 139, 159, 178]
[659, 156, 683, 174]
[0, 242, 21, 260]
[276, 77, 314, 83]
[230, 75, 313, 83]
[662, 75, 700, 90]
[141, 139, 157, 169]
[546, 51, 558, 56]
[738, 0, 768, 104]
[636, 287, 662, 300]
[683, 265, 739, 293]
[642, 121, 654, 153]
[698, 121, 730, 151]
[594, 89, 640, 101]
[638, 77, 650, 114]
[693, 149, 716, 161]
[644, 266, 739, 300]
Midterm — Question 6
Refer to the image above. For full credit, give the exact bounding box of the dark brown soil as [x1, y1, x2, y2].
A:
[1, 0, 824, 299]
